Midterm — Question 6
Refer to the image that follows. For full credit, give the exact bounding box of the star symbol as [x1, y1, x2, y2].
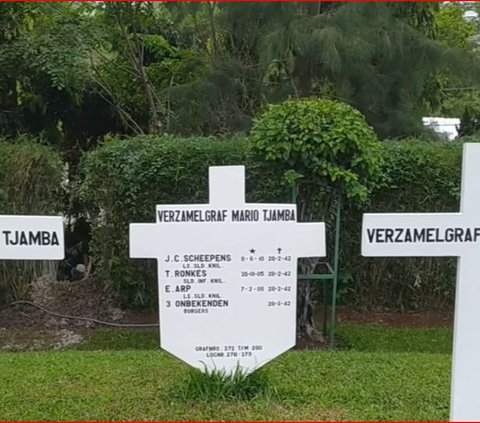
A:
[249, 248, 256, 254]
[277, 248, 282, 254]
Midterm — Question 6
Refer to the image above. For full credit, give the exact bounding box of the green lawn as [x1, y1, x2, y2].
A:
[0, 325, 453, 421]
[337, 324, 453, 354]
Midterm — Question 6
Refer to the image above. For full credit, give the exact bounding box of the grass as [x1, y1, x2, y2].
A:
[337, 324, 453, 354]
[0, 324, 453, 421]
[74, 328, 160, 350]
[75, 325, 454, 354]
[177, 366, 277, 401]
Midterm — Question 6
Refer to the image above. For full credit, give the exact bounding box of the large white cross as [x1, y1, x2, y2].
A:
[362, 143, 480, 422]
[0, 215, 64, 260]
[130, 166, 325, 375]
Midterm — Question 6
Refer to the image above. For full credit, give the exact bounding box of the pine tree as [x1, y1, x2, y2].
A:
[259, 2, 478, 138]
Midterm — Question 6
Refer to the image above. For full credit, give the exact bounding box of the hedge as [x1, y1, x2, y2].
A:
[0, 139, 64, 303]
[81, 136, 463, 310]
[342, 140, 462, 310]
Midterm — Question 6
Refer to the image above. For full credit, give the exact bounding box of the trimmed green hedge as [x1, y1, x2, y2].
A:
[81, 136, 463, 310]
[0, 139, 64, 302]
[342, 140, 462, 310]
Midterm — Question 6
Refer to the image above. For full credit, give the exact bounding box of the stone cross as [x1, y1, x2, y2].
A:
[0, 215, 64, 260]
[130, 166, 325, 375]
[362, 143, 480, 422]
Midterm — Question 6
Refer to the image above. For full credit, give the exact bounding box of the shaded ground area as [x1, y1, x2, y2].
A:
[0, 278, 453, 352]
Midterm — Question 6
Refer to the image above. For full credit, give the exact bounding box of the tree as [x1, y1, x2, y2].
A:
[0, 3, 120, 144]
[259, 3, 478, 138]
[1, 3, 479, 141]
[428, 3, 480, 120]
[436, 4, 477, 49]
[250, 99, 383, 340]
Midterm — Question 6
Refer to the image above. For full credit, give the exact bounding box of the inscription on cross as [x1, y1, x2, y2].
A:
[362, 143, 480, 422]
[0, 216, 64, 260]
[130, 166, 325, 375]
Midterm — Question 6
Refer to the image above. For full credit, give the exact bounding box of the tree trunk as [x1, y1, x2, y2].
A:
[295, 184, 326, 342]
[206, 2, 219, 58]
[112, 5, 161, 134]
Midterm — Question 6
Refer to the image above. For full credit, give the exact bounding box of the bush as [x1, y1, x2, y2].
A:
[250, 99, 383, 202]
[81, 135, 464, 311]
[0, 139, 64, 302]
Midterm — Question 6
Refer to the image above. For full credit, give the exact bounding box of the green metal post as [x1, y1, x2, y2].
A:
[292, 182, 341, 345]
[291, 184, 298, 203]
[329, 192, 342, 347]
[322, 280, 328, 335]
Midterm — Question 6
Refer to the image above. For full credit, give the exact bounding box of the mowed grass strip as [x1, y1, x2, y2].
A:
[0, 349, 450, 421]
[76, 324, 454, 354]
[74, 328, 160, 351]
[337, 324, 453, 354]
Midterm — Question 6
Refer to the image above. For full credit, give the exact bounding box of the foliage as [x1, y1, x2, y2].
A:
[0, 4, 102, 143]
[440, 89, 480, 118]
[250, 99, 383, 202]
[458, 106, 480, 137]
[391, 2, 439, 39]
[0, 347, 450, 421]
[436, 4, 477, 49]
[163, 56, 254, 136]
[0, 138, 64, 303]
[258, 3, 477, 138]
[1, 3, 479, 142]
[429, 4, 480, 119]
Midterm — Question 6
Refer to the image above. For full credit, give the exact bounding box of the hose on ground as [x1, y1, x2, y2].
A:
[0, 300, 159, 328]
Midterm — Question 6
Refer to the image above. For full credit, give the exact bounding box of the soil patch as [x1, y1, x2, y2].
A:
[0, 328, 84, 352]
[0, 277, 453, 351]
[294, 334, 330, 350]
[0, 277, 125, 331]
[0, 277, 127, 350]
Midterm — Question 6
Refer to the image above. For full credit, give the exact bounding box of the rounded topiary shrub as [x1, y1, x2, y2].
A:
[250, 99, 383, 202]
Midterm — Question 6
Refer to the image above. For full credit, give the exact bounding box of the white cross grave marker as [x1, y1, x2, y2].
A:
[0, 215, 64, 260]
[362, 143, 480, 422]
[130, 166, 325, 375]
